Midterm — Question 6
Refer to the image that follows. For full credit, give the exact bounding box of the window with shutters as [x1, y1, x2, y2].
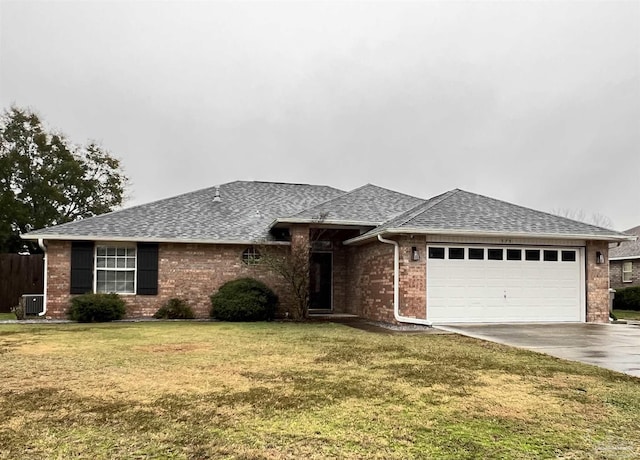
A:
[95, 245, 136, 294]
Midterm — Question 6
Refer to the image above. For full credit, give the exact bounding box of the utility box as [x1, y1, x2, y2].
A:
[22, 294, 44, 315]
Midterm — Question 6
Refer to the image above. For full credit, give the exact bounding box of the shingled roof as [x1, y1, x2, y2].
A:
[22, 181, 344, 243]
[22, 182, 632, 244]
[610, 226, 640, 259]
[345, 189, 631, 243]
[271, 184, 425, 226]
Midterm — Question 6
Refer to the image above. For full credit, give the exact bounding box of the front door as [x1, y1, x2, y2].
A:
[309, 252, 332, 310]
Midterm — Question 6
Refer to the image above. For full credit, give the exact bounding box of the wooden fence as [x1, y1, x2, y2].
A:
[0, 254, 44, 312]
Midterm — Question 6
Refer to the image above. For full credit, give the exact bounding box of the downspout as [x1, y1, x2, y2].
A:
[37, 238, 47, 317]
[377, 235, 432, 327]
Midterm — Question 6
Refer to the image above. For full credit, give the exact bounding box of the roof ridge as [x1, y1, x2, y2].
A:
[287, 183, 426, 219]
[362, 183, 425, 201]
[390, 189, 460, 228]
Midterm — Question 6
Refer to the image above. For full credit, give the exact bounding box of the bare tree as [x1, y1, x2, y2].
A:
[258, 213, 328, 320]
[552, 208, 614, 229]
[259, 240, 311, 320]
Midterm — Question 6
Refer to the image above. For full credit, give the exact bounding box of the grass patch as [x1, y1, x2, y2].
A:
[613, 309, 640, 321]
[0, 322, 639, 459]
[0, 312, 16, 321]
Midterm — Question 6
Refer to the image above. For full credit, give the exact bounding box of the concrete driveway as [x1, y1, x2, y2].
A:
[436, 323, 640, 378]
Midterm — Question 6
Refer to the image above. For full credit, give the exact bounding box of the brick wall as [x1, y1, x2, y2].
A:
[610, 259, 640, 289]
[44, 240, 293, 319]
[345, 241, 395, 322]
[398, 237, 427, 320]
[332, 243, 348, 313]
[46, 240, 72, 318]
[344, 237, 427, 323]
[586, 241, 610, 323]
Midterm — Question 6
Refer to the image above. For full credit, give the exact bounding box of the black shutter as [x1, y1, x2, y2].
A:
[137, 243, 158, 295]
[70, 241, 94, 294]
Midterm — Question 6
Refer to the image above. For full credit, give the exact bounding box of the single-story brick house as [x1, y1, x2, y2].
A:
[22, 181, 633, 324]
[609, 225, 640, 289]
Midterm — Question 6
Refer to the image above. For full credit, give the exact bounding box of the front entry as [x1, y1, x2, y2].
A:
[309, 252, 332, 310]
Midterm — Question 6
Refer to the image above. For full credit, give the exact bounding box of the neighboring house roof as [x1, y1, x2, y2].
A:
[610, 226, 640, 260]
[345, 189, 631, 244]
[271, 184, 425, 227]
[22, 182, 632, 245]
[22, 181, 344, 243]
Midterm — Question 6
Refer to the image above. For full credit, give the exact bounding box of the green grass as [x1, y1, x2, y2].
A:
[1, 322, 640, 459]
[613, 310, 640, 321]
[0, 313, 15, 321]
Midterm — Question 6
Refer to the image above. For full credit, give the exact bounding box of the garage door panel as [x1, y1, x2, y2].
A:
[426, 245, 584, 324]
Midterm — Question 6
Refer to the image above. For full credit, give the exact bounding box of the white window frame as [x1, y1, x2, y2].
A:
[623, 261, 633, 283]
[94, 243, 137, 294]
[242, 246, 261, 265]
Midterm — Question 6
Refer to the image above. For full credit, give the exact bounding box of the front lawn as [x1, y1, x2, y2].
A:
[1, 322, 639, 459]
[613, 309, 640, 321]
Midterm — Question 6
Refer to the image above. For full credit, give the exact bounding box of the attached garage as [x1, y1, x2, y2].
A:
[426, 245, 585, 324]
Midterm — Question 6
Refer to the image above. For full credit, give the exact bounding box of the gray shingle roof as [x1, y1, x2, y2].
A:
[23, 181, 344, 242]
[349, 189, 630, 242]
[610, 226, 640, 259]
[23, 182, 632, 244]
[275, 184, 425, 225]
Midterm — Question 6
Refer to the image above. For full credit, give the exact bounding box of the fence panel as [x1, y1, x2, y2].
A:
[0, 254, 44, 312]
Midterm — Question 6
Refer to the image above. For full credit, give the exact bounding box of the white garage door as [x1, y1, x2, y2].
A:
[426, 245, 585, 324]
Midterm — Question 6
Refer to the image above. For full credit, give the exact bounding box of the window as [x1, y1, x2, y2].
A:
[507, 249, 522, 261]
[95, 246, 136, 294]
[623, 262, 633, 283]
[488, 248, 503, 260]
[561, 250, 576, 262]
[468, 248, 484, 260]
[428, 247, 445, 259]
[449, 248, 465, 259]
[242, 247, 261, 265]
[525, 250, 540, 261]
[543, 250, 558, 262]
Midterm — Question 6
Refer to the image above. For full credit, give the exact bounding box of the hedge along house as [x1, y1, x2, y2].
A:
[21, 180, 633, 324]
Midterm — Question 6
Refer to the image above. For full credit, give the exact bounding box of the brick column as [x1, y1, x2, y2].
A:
[398, 237, 427, 320]
[45, 240, 72, 319]
[586, 240, 610, 323]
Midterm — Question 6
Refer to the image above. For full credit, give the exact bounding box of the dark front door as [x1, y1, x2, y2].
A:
[310, 252, 332, 310]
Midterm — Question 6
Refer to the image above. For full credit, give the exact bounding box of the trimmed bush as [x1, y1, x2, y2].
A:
[613, 286, 640, 311]
[153, 298, 195, 319]
[68, 293, 126, 322]
[210, 278, 278, 321]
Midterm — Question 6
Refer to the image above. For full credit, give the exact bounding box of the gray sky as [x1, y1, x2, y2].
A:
[1, 0, 638, 230]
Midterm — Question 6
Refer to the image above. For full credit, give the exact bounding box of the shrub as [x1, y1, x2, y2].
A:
[210, 278, 278, 321]
[11, 304, 25, 320]
[68, 293, 126, 322]
[153, 298, 195, 319]
[613, 286, 640, 311]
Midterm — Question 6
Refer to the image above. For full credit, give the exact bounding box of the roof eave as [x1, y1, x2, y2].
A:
[20, 234, 291, 246]
[269, 218, 381, 228]
[343, 228, 634, 245]
[609, 255, 640, 261]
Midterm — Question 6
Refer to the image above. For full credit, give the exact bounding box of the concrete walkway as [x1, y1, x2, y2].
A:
[437, 323, 640, 378]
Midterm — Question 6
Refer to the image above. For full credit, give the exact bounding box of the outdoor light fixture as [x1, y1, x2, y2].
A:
[411, 246, 420, 261]
[18, 245, 30, 256]
[596, 251, 605, 264]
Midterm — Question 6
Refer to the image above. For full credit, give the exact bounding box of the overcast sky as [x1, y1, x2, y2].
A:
[1, 0, 638, 230]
